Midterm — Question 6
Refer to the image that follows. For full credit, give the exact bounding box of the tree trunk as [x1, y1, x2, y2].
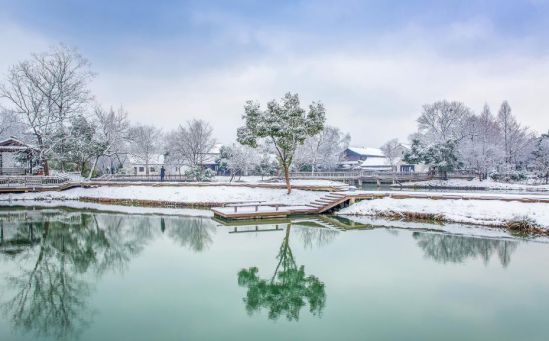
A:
[283, 164, 292, 194]
[88, 156, 99, 180]
[43, 159, 50, 176]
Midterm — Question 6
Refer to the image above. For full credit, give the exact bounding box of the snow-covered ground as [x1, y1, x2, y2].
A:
[395, 178, 549, 191]
[0, 185, 326, 205]
[340, 215, 549, 241]
[338, 197, 549, 230]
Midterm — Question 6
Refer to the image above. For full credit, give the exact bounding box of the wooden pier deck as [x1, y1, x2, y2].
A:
[211, 190, 549, 220]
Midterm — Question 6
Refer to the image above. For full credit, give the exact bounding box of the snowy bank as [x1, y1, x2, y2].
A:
[337, 197, 549, 231]
[0, 185, 326, 206]
[394, 178, 549, 192]
[0, 200, 213, 217]
[339, 215, 549, 241]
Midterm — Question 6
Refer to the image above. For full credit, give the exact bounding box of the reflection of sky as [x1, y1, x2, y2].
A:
[1, 211, 549, 340]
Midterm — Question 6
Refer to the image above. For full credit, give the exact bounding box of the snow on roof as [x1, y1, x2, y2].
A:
[347, 146, 385, 157]
[360, 157, 391, 167]
[0, 136, 36, 149]
[209, 144, 223, 154]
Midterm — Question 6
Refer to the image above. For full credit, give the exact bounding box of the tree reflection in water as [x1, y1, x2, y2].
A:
[412, 231, 518, 267]
[0, 209, 154, 340]
[237, 224, 327, 321]
[166, 217, 216, 252]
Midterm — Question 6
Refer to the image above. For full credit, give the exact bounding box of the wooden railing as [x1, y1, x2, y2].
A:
[0, 167, 28, 176]
[0, 176, 71, 188]
[94, 174, 191, 182]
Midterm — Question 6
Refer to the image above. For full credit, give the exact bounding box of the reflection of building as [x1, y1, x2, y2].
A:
[0, 137, 39, 175]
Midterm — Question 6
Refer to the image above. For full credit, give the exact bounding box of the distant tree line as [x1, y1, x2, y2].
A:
[400, 100, 548, 182]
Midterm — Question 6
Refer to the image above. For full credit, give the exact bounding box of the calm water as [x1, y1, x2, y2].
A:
[1, 207, 548, 341]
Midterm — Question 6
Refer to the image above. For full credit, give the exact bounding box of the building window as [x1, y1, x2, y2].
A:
[139, 167, 144, 172]
[150, 167, 155, 172]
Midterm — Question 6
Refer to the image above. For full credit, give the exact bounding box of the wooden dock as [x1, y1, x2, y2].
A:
[211, 191, 549, 220]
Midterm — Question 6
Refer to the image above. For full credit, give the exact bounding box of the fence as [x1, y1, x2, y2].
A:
[0, 176, 71, 188]
[94, 174, 191, 182]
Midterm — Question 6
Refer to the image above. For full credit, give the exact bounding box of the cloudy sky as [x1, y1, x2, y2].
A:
[1, 0, 548, 146]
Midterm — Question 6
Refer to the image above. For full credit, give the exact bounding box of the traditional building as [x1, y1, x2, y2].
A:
[0, 137, 39, 175]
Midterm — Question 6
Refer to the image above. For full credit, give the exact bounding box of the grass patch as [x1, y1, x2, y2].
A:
[505, 216, 547, 235]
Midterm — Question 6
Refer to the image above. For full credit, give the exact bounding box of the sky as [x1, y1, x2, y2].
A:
[1, 0, 549, 146]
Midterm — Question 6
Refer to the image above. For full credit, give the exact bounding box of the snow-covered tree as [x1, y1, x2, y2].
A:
[223, 143, 260, 181]
[295, 126, 350, 173]
[460, 104, 503, 179]
[166, 119, 215, 180]
[532, 132, 549, 184]
[237, 92, 326, 194]
[256, 152, 278, 180]
[380, 138, 402, 171]
[0, 45, 94, 175]
[0, 109, 25, 139]
[61, 114, 97, 173]
[497, 101, 535, 168]
[404, 139, 461, 179]
[128, 124, 162, 176]
[417, 100, 473, 144]
[87, 105, 130, 179]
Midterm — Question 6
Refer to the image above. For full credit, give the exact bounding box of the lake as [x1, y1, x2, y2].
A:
[1, 206, 548, 341]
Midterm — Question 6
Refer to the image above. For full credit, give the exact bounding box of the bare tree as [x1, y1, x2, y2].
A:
[497, 101, 535, 168]
[417, 100, 473, 144]
[380, 138, 402, 171]
[167, 119, 215, 177]
[295, 126, 350, 173]
[87, 105, 129, 179]
[0, 109, 26, 139]
[128, 124, 162, 176]
[0, 45, 94, 174]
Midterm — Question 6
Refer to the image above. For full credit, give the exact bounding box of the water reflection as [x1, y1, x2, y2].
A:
[237, 223, 327, 321]
[412, 232, 518, 267]
[166, 217, 216, 252]
[0, 208, 214, 340]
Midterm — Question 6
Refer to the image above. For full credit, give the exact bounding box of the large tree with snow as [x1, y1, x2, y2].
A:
[0, 45, 94, 175]
[237, 92, 326, 194]
[417, 100, 473, 144]
[223, 143, 261, 181]
[86, 105, 130, 179]
[460, 104, 503, 179]
[532, 132, 549, 184]
[497, 101, 535, 168]
[128, 124, 162, 176]
[295, 126, 350, 173]
[166, 119, 216, 180]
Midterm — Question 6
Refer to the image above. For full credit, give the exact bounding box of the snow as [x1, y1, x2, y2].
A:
[0, 185, 327, 205]
[1, 200, 213, 217]
[347, 146, 385, 157]
[341, 215, 548, 241]
[396, 178, 549, 191]
[338, 197, 549, 230]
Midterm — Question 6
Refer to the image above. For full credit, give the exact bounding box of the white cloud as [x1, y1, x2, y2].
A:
[2, 19, 549, 149]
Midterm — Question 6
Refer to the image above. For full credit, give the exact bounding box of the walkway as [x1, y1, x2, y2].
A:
[211, 190, 549, 220]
